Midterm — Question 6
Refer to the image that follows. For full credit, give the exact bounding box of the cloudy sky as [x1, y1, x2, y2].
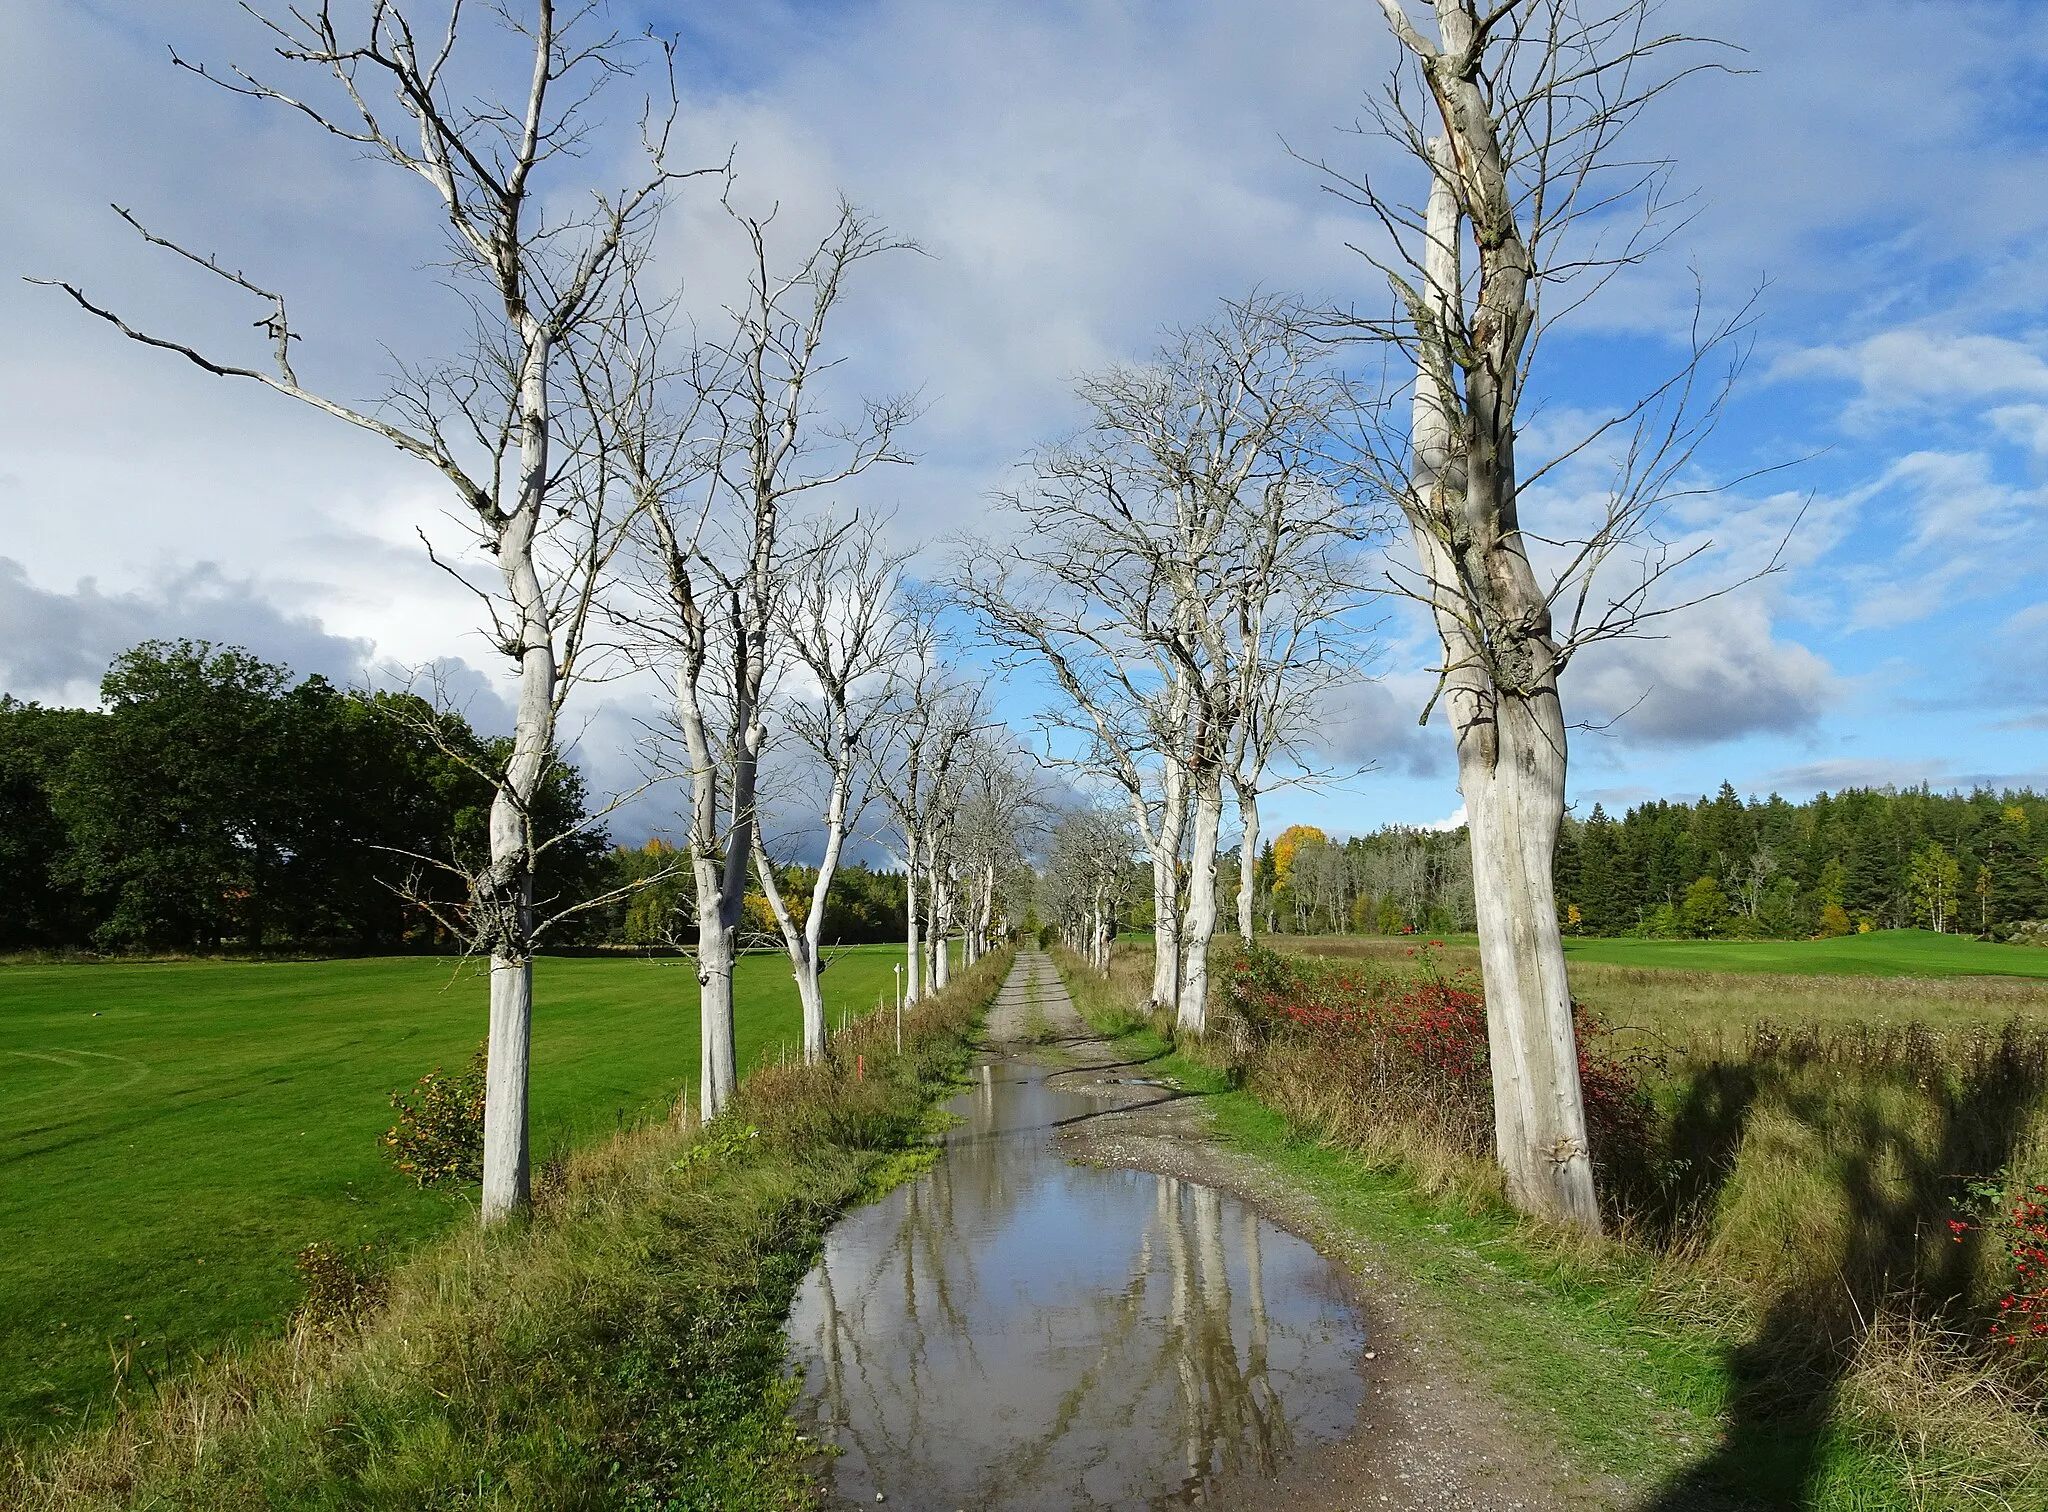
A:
[4, 0, 2045, 843]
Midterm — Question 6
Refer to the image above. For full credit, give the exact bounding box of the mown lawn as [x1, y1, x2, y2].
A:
[1561, 928, 2048, 978]
[0, 946, 917, 1437]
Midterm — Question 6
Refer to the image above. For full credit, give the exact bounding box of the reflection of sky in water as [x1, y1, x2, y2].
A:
[786, 1061, 1368, 1510]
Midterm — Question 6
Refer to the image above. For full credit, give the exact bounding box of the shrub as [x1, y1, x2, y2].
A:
[1217, 939, 1657, 1193]
[381, 1040, 487, 1186]
[293, 1241, 385, 1327]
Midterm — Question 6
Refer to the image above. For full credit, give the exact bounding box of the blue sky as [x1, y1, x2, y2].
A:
[3, 0, 2044, 846]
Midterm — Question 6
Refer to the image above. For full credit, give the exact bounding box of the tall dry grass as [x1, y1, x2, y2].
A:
[2, 949, 1013, 1511]
[1273, 934, 2048, 1035]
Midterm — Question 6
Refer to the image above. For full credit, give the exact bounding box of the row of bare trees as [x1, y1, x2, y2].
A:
[44, 0, 1761, 1237]
[40, 1, 1053, 1222]
[985, 0, 1760, 1236]
[958, 299, 1377, 1040]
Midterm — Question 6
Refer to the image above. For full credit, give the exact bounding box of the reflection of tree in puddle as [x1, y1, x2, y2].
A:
[788, 1064, 1360, 1509]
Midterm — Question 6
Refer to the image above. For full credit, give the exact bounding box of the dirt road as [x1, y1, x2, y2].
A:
[985, 950, 1617, 1512]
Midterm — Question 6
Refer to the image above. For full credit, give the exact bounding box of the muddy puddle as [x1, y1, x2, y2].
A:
[784, 1058, 1369, 1509]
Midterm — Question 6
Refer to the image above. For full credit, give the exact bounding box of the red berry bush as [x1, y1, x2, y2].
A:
[1219, 940, 1656, 1197]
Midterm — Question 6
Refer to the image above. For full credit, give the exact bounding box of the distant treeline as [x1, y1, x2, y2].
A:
[0, 641, 909, 954]
[0, 641, 609, 952]
[1216, 784, 2048, 943]
[1555, 783, 2048, 939]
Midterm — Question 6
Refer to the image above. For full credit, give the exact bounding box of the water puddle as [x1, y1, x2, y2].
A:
[785, 1058, 1370, 1509]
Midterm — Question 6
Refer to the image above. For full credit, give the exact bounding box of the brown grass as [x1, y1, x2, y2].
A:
[1272, 934, 2048, 1035]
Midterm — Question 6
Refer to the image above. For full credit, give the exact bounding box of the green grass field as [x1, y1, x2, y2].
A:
[1560, 928, 2048, 978]
[0, 946, 926, 1437]
[1282, 929, 2048, 1033]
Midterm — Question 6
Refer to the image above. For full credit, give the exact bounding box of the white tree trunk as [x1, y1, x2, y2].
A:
[1461, 692, 1597, 1227]
[1178, 770, 1223, 1035]
[1145, 759, 1188, 1012]
[481, 914, 533, 1221]
[479, 335, 555, 1226]
[697, 908, 739, 1117]
[1409, 130, 1599, 1231]
[754, 756, 852, 1065]
[1234, 780, 1261, 941]
[903, 853, 922, 1006]
[930, 842, 953, 992]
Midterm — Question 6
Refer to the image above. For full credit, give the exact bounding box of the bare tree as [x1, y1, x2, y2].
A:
[615, 199, 912, 1120]
[751, 516, 910, 1063]
[1324, 0, 1755, 1229]
[1042, 806, 1141, 974]
[874, 617, 983, 1005]
[961, 298, 1364, 1035]
[954, 735, 1046, 966]
[33, 2, 699, 1222]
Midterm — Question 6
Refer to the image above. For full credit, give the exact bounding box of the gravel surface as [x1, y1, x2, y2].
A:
[989, 951, 1623, 1512]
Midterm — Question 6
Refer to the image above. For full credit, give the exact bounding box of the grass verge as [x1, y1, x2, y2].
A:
[1053, 947, 2048, 1512]
[1, 947, 1012, 1511]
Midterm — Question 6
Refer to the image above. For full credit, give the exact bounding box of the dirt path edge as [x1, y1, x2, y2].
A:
[992, 950, 1625, 1512]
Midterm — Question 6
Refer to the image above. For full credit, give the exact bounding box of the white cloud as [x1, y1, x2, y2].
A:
[1565, 593, 1835, 747]
[1833, 449, 2044, 630]
[1310, 675, 1451, 778]
[1772, 330, 2048, 423]
[0, 556, 373, 704]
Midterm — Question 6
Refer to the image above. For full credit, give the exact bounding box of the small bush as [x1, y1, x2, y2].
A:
[293, 1241, 384, 1327]
[1218, 938, 1657, 1191]
[381, 1040, 486, 1186]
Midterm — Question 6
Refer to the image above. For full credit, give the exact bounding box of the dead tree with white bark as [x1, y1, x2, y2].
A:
[1321, 0, 1759, 1230]
[954, 735, 1047, 967]
[33, 1, 701, 1223]
[960, 298, 1365, 1036]
[872, 602, 984, 1005]
[609, 199, 912, 1120]
[752, 515, 911, 1063]
[1042, 807, 1141, 974]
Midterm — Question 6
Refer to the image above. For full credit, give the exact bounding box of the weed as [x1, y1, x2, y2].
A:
[292, 1241, 385, 1328]
[382, 1040, 487, 1186]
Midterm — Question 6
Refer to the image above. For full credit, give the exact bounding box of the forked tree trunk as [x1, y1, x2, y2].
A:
[1410, 129, 1599, 1230]
[1178, 769, 1224, 1034]
[755, 755, 853, 1064]
[1145, 758, 1188, 1013]
[1234, 778, 1261, 940]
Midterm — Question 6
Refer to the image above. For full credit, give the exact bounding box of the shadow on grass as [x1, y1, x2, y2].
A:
[1636, 1023, 2048, 1508]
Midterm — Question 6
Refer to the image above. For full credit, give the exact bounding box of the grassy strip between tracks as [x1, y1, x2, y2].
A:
[1056, 950, 2048, 1512]
[3, 948, 1011, 1512]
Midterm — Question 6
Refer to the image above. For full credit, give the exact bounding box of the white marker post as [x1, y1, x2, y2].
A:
[893, 963, 903, 1054]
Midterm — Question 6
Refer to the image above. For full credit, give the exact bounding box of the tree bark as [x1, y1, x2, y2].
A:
[1178, 767, 1224, 1034]
[1408, 125, 1599, 1230]
[1233, 778, 1261, 941]
[1145, 756, 1188, 1013]
[904, 852, 922, 1006]
[479, 331, 556, 1225]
